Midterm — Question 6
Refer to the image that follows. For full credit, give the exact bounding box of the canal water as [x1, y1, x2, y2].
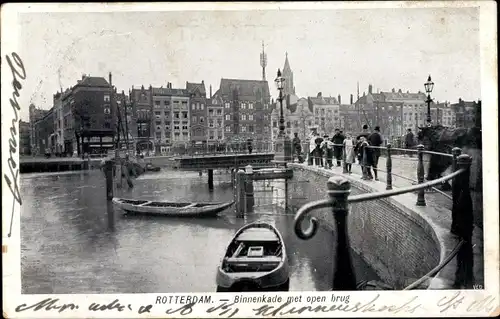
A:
[21, 169, 380, 294]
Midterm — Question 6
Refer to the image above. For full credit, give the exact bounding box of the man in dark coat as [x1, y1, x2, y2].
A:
[405, 128, 415, 157]
[331, 128, 345, 167]
[314, 134, 324, 166]
[292, 133, 302, 162]
[367, 126, 383, 181]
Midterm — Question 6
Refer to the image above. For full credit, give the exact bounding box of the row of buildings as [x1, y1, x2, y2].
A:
[24, 52, 481, 156]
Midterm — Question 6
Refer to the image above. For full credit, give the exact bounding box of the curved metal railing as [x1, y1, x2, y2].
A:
[292, 141, 475, 291]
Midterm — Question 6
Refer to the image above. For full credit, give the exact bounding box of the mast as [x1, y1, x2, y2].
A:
[260, 41, 267, 81]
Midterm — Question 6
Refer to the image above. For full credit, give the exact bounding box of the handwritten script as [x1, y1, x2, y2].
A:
[4, 52, 25, 237]
[13, 292, 498, 317]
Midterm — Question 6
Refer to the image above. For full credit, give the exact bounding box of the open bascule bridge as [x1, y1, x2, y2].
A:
[140, 138, 483, 291]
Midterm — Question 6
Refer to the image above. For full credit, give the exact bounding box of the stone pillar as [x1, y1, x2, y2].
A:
[235, 169, 246, 214]
[416, 144, 426, 206]
[386, 143, 393, 190]
[244, 165, 254, 213]
[452, 154, 473, 239]
[327, 176, 357, 290]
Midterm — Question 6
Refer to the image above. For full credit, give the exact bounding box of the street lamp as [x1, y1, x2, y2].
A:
[424, 75, 434, 125]
[274, 69, 292, 164]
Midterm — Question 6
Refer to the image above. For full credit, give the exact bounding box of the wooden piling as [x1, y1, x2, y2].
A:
[386, 143, 393, 190]
[208, 169, 214, 190]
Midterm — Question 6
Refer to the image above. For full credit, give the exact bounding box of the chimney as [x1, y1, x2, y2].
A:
[317, 92, 322, 98]
[108, 72, 112, 86]
[202, 80, 204, 84]
[392, 88, 395, 93]
[210, 85, 212, 98]
[82, 74, 86, 80]
[338, 94, 341, 104]
[368, 84, 372, 94]
[350, 94, 353, 104]
[398, 89, 402, 93]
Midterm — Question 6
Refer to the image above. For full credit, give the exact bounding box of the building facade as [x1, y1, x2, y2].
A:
[19, 120, 31, 155]
[131, 85, 154, 153]
[218, 78, 272, 146]
[33, 108, 54, 155]
[451, 98, 480, 128]
[28, 104, 49, 155]
[208, 87, 225, 145]
[187, 81, 207, 147]
[309, 93, 340, 134]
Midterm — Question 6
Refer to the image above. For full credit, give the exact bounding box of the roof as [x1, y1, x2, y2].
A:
[283, 53, 291, 74]
[151, 87, 189, 96]
[73, 76, 110, 88]
[382, 91, 426, 101]
[186, 82, 206, 95]
[219, 78, 270, 100]
[308, 96, 338, 105]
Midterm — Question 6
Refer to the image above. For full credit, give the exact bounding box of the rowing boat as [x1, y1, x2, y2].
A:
[216, 222, 290, 292]
[112, 198, 234, 217]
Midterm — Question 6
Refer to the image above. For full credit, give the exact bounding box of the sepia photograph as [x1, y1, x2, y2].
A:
[2, 1, 498, 318]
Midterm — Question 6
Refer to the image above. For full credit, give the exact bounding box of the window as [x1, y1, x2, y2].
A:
[209, 120, 214, 128]
[156, 121, 161, 126]
[183, 112, 188, 119]
[249, 103, 254, 109]
[286, 122, 291, 128]
[174, 125, 180, 130]
[225, 102, 230, 108]
[104, 95, 110, 102]
[241, 114, 246, 121]
[217, 119, 222, 127]
[174, 112, 180, 119]
[249, 114, 254, 121]
[225, 126, 231, 132]
[241, 126, 247, 132]
[155, 111, 161, 116]
[196, 103, 200, 110]
[241, 102, 246, 109]
[155, 100, 161, 106]
[273, 121, 277, 127]
[208, 109, 214, 116]
[165, 125, 170, 131]
[249, 125, 254, 132]
[199, 117, 204, 123]
[216, 109, 222, 116]
[192, 116, 197, 123]
[192, 104, 196, 110]
[182, 125, 188, 130]
[156, 132, 162, 139]
[225, 114, 231, 120]
[201, 103, 204, 110]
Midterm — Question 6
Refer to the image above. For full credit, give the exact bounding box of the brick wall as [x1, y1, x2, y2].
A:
[288, 164, 441, 289]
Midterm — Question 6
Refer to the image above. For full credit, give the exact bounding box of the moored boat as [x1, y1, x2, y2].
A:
[216, 222, 289, 292]
[112, 198, 234, 217]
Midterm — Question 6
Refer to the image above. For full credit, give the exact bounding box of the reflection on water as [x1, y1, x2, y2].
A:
[21, 169, 379, 294]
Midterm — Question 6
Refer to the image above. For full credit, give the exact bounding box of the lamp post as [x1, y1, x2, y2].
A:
[424, 75, 434, 125]
[274, 69, 292, 164]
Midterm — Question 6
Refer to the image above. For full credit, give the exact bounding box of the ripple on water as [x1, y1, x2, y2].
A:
[21, 169, 380, 293]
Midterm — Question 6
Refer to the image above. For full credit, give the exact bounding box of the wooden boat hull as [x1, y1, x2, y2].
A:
[112, 198, 234, 217]
[216, 222, 290, 292]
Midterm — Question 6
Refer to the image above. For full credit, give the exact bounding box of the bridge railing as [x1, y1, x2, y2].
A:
[293, 144, 474, 290]
[171, 141, 275, 157]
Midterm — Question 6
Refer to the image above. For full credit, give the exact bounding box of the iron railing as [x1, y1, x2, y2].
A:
[293, 143, 474, 290]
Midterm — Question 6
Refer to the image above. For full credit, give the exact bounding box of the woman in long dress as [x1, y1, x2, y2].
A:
[343, 133, 356, 174]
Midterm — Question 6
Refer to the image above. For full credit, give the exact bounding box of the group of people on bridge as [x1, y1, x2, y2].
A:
[292, 124, 393, 181]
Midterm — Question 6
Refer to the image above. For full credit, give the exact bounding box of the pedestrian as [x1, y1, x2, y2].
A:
[357, 124, 371, 139]
[359, 136, 374, 180]
[247, 139, 253, 154]
[292, 132, 302, 162]
[314, 134, 324, 167]
[308, 130, 317, 166]
[405, 128, 415, 157]
[343, 133, 356, 174]
[331, 128, 345, 167]
[368, 126, 383, 181]
[321, 135, 334, 168]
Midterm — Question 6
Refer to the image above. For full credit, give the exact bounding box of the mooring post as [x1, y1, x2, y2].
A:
[452, 154, 474, 239]
[235, 169, 246, 214]
[361, 145, 368, 179]
[327, 176, 357, 290]
[104, 159, 115, 230]
[244, 165, 255, 213]
[416, 144, 426, 206]
[199, 170, 203, 177]
[386, 143, 393, 190]
[208, 169, 214, 190]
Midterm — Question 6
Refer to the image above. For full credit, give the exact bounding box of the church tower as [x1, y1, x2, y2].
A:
[260, 41, 267, 81]
[282, 52, 295, 95]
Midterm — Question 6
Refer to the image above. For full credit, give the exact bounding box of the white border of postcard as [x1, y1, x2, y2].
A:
[2, 1, 498, 318]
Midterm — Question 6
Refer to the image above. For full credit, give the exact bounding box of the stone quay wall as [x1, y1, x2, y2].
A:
[288, 163, 442, 289]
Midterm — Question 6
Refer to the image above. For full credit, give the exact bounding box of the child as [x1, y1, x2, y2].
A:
[343, 133, 356, 173]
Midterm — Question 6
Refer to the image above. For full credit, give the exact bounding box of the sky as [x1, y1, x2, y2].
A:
[17, 5, 480, 120]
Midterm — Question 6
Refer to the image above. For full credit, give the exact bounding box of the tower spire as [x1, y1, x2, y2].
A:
[260, 40, 267, 81]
